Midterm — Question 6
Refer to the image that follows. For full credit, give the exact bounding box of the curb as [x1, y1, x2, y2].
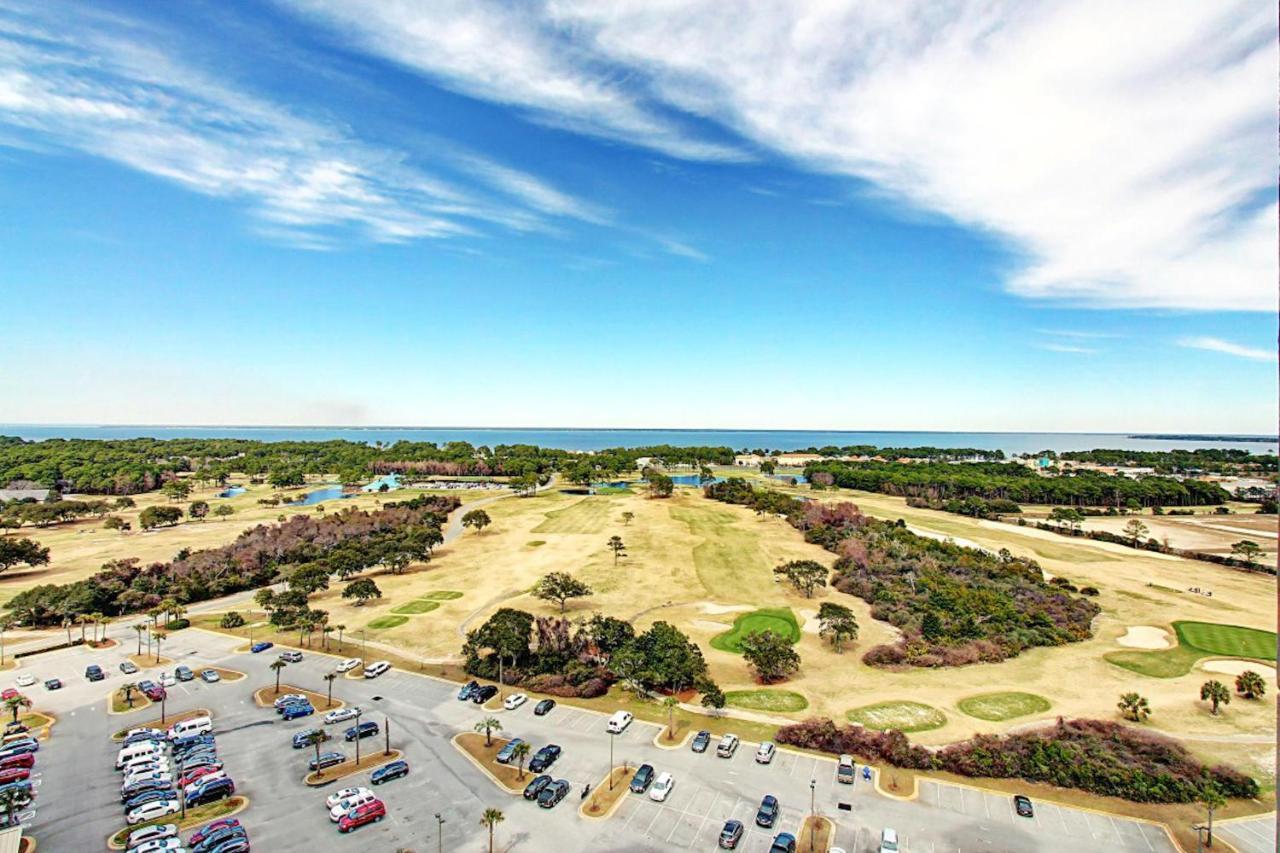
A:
[105, 688, 153, 717]
[303, 750, 403, 787]
[652, 729, 690, 750]
[579, 768, 638, 821]
[449, 734, 523, 795]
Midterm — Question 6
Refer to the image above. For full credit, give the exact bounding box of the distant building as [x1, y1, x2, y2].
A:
[0, 488, 50, 502]
[734, 454, 765, 467]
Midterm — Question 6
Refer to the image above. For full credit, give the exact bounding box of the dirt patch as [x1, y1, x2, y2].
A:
[206, 667, 245, 682]
[304, 749, 402, 786]
[797, 816, 834, 853]
[128, 654, 174, 669]
[453, 733, 529, 793]
[797, 608, 821, 635]
[1200, 659, 1277, 678]
[253, 684, 342, 710]
[1116, 626, 1171, 650]
[581, 766, 636, 818]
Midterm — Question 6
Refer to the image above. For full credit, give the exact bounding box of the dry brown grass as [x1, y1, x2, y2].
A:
[252, 684, 342, 711]
[454, 733, 528, 792]
[304, 749, 402, 786]
[796, 816, 834, 853]
[128, 654, 173, 669]
[582, 766, 636, 817]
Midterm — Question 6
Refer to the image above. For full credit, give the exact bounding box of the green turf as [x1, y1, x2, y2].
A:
[956, 692, 1052, 721]
[1103, 646, 1202, 678]
[1175, 621, 1276, 660]
[724, 689, 809, 713]
[526, 540, 546, 547]
[847, 701, 947, 733]
[709, 608, 800, 654]
[366, 615, 408, 630]
[390, 600, 441, 615]
[533, 497, 613, 534]
[593, 486, 633, 495]
[423, 590, 464, 600]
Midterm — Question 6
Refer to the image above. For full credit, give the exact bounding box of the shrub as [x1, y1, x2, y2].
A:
[219, 612, 245, 629]
[166, 618, 190, 631]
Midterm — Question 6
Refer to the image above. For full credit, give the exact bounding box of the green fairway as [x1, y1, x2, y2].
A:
[710, 607, 800, 654]
[366, 615, 408, 630]
[390, 600, 441, 615]
[533, 497, 612, 534]
[956, 692, 1052, 721]
[422, 590, 464, 600]
[724, 689, 809, 713]
[847, 701, 947, 733]
[1175, 621, 1276, 660]
[1103, 646, 1201, 678]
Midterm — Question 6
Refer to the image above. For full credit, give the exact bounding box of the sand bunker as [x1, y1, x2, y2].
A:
[797, 608, 821, 635]
[1116, 626, 1172, 649]
[699, 602, 753, 615]
[691, 620, 731, 632]
[1201, 659, 1277, 678]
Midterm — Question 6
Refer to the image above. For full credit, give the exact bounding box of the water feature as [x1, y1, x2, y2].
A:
[217, 486, 246, 498]
[594, 474, 724, 490]
[289, 485, 354, 506]
[768, 473, 808, 485]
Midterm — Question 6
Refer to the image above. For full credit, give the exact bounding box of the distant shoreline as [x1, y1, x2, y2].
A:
[1129, 434, 1275, 443]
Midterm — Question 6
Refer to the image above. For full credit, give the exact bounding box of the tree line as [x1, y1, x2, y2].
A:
[1058, 447, 1277, 474]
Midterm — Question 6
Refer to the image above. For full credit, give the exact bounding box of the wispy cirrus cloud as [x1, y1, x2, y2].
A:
[1035, 329, 1122, 340]
[1178, 336, 1274, 362]
[1036, 342, 1098, 355]
[280, 0, 1276, 310]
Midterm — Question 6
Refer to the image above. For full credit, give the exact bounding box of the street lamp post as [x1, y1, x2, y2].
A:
[353, 708, 363, 765]
[809, 778, 816, 850]
[608, 731, 616, 790]
[433, 812, 445, 853]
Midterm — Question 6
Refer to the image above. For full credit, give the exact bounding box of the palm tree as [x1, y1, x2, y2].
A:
[335, 624, 346, 651]
[324, 673, 338, 708]
[475, 717, 502, 747]
[1199, 779, 1226, 847]
[1235, 670, 1266, 700]
[511, 741, 531, 780]
[3, 694, 30, 724]
[269, 659, 287, 695]
[479, 808, 504, 853]
[152, 630, 167, 663]
[61, 616, 73, 646]
[91, 612, 107, 643]
[133, 623, 147, 656]
[1117, 692, 1150, 722]
[121, 682, 138, 709]
[303, 729, 329, 778]
[1200, 680, 1230, 715]
[322, 626, 333, 651]
[0, 786, 26, 827]
[663, 695, 679, 740]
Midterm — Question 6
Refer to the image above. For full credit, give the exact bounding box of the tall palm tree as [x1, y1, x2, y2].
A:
[1117, 692, 1150, 722]
[511, 741, 531, 780]
[303, 729, 329, 779]
[479, 808, 504, 853]
[662, 695, 679, 740]
[1200, 680, 1230, 715]
[335, 624, 346, 651]
[475, 717, 502, 747]
[133, 623, 147, 656]
[1235, 670, 1266, 700]
[324, 673, 338, 709]
[153, 630, 167, 663]
[3, 694, 30, 724]
[322, 626, 333, 651]
[121, 682, 138, 709]
[269, 659, 287, 695]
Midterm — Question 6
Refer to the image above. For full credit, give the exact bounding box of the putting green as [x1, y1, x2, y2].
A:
[1175, 621, 1276, 660]
[848, 701, 947, 733]
[423, 590, 464, 601]
[710, 608, 800, 654]
[724, 689, 809, 713]
[390, 600, 441, 615]
[366, 615, 408, 630]
[956, 692, 1051, 722]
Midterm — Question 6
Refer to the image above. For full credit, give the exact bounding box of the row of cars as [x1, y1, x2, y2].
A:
[0, 713, 41, 825]
[252, 646, 393, 681]
[319, 771, 409, 834]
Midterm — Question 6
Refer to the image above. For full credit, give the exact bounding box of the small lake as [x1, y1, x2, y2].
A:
[595, 475, 725, 489]
[290, 485, 355, 506]
[768, 473, 808, 484]
[217, 486, 246, 498]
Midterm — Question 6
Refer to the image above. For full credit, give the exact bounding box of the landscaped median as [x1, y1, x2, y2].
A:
[304, 749, 403, 786]
[580, 766, 636, 819]
[111, 708, 211, 741]
[796, 816, 834, 853]
[204, 666, 246, 682]
[109, 687, 153, 715]
[253, 684, 343, 711]
[128, 653, 173, 669]
[106, 796, 248, 850]
[18, 711, 55, 741]
[451, 733, 529, 794]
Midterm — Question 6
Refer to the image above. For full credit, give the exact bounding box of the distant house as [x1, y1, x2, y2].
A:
[775, 453, 823, 467]
[734, 454, 765, 467]
[0, 488, 50, 502]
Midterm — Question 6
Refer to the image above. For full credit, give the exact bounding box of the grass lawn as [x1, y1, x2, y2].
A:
[366, 615, 408, 630]
[532, 497, 613, 534]
[710, 608, 800, 654]
[848, 701, 947, 733]
[1175, 621, 1277, 660]
[1103, 645, 1204, 678]
[422, 590, 464, 600]
[956, 692, 1051, 721]
[724, 689, 809, 713]
[390, 600, 441, 615]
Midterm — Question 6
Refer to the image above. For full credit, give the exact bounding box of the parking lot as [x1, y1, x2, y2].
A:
[11, 628, 1210, 851]
[1214, 814, 1277, 853]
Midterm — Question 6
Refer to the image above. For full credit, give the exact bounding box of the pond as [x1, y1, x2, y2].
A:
[217, 486, 246, 498]
[594, 475, 725, 489]
[289, 485, 355, 506]
[362, 473, 402, 492]
[768, 473, 808, 485]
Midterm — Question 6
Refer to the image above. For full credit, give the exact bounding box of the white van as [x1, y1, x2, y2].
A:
[116, 741, 164, 769]
[606, 710, 633, 734]
[363, 661, 390, 679]
[167, 715, 213, 741]
[880, 828, 899, 853]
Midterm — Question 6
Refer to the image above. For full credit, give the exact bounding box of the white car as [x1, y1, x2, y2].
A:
[121, 756, 170, 774]
[755, 741, 776, 764]
[328, 790, 378, 822]
[126, 798, 181, 825]
[122, 771, 172, 789]
[648, 772, 674, 802]
[123, 727, 166, 741]
[273, 693, 309, 709]
[363, 661, 390, 679]
[14, 674, 35, 688]
[159, 673, 176, 688]
[336, 658, 361, 673]
[503, 693, 528, 710]
[324, 707, 360, 725]
[131, 837, 186, 853]
[325, 786, 371, 809]
[125, 823, 178, 850]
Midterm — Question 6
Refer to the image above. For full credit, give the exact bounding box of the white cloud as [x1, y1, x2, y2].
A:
[1036, 343, 1097, 354]
[1178, 336, 1274, 362]
[1035, 329, 1121, 340]
[283, 0, 1276, 310]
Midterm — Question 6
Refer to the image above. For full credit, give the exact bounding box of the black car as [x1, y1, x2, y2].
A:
[186, 778, 234, 807]
[528, 744, 561, 773]
[536, 778, 570, 809]
[522, 773, 552, 800]
[120, 781, 172, 803]
[371, 760, 409, 785]
[533, 699, 556, 716]
[43, 679, 61, 691]
[292, 728, 324, 749]
[691, 730, 712, 753]
[629, 764, 654, 794]
[192, 826, 247, 853]
[1014, 795, 1034, 818]
[344, 721, 380, 742]
[471, 685, 498, 704]
[718, 819, 744, 849]
[85, 664, 104, 681]
[309, 751, 345, 771]
[458, 680, 479, 700]
[755, 795, 780, 828]
[769, 833, 796, 853]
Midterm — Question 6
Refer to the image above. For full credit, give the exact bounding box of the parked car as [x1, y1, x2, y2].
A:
[124, 727, 166, 742]
[159, 673, 176, 688]
[186, 777, 235, 807]
[344, 721, 378, 741]
[337, 658, 361, 673]
[191, 826, 246, 853]
[131, 836, 185, 853]
[536, 779, 570, 809]
[522, 774, 552, 800]
[175, 666, 194, 682]
[0, 782, 31, 806]
[371, 760, 409, 785]
[125, 788, 177, 811]
[120, 661, 139, 675]
[85, 664, 105, 681]
[280, 651, 303, 663]
[337, 798, 386, 833]
[503, 693, 527, 710]
[879, 828, 899, 853]
[0, 768, 29, 785]
[471, 685, 498, 704]
[606, 710, 632, 733]
[755, 742, 776, 764]
[2, 722, 25, 737]
[310, 751, 346, 771]
[189, 818, 241, 847]
[13, 675, 35, 688]
[140, 681, 165, 701]
[718, 819, 744, 849]
[716, 734, 739, 758]
[363, 661, 390, 679]
[0, 690, 14, 702]
[325, 787, 371, 809]
[0, 754, 34, 771]
[250, 642, 273, 653]
[457, 680, 479, 700]
[495, 738, 525, 764]
[274, 693, 309, 710]
[629, 764, 654, 793]
[755, 795, 780, 827]
[292, 728, 324, 749]
[281, 702, 314, 721]
[1014, 795, 1034, 818]
[329, 790, 378, 822]
[533, 698, 556, 716]
[200, 669, 221, 683]
[648, 772, 674, 802]
[770, 833, 797, 853]
[324, 707, 359, 725]
[201, 837, 249, 853]
[43, 678, 62, 691]
[183, 771, 228, 797]
[0, 741, 37, 760]
[179, 765, 224, 787]
[691, 730, 712, 753]
[837, 754, 855, 783]
[125, 822, 178, 849]
[528, 744, 561, 772]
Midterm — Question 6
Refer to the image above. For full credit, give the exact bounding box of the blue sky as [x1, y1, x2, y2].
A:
[1, 0, 1275, 432]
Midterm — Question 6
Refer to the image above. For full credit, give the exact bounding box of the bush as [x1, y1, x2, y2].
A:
[166, 618, 190, 631]
[219, 612, 245, 629]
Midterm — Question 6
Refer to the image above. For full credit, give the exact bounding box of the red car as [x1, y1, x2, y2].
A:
[0, 690, 16, 702]
[0, 754, 34, 771]
[337, 799, 385, 833]
[0, 768, 29, 785]
[189, 818, 241, 846]
[179, 765, 223, 787]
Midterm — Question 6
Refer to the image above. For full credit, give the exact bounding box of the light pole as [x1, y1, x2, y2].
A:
[352, 708, 363, 765]
[433, 812, 445, 853]
[809, 778, 816, 850]
[608, 731, 616, 790]
[359, 631, 367, 661]
[383, 716, 390, 757]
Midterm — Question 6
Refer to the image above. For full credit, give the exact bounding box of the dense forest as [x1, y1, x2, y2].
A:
[3, 495, 459, 626]
[804, 460, 1229, 507]
[1059, 447, 1277, 474]
[704, 478, 1100, 667]
[747, 445, 1006, 461]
